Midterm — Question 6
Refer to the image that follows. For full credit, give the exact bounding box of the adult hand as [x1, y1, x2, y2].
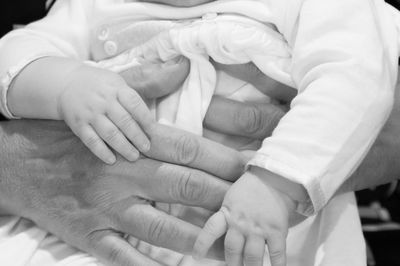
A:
[0, 119, 244, 266]
[119, 56, 189, 100]
[204, 62, 290, 143]
[0, 56, 245, 266]
[204, 62, 400, 192]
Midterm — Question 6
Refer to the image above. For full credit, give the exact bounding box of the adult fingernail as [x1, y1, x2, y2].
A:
[105, 155, 116, 165]
[128, 150, 140, 161]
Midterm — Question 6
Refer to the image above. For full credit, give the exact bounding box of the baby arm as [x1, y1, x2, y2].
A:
[0, 0, 161, 164]
[193, 167, 300, 266]
[195, 0, 398, 264]
[8, 56, 154, 164]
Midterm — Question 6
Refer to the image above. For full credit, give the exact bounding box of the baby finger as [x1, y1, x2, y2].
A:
[244, 235, 265, 266]
[224, 228, 245, 266]
[76, 125, 116, 164]
[117, 88, 154, 130]
[93, 116, 139, 162]
[107, 103, 150, 152]
[267, 233, 287, 266]
[193, 210, 227, 260]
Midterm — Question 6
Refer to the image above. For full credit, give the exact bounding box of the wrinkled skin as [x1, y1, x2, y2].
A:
[0, 120, 245, 265]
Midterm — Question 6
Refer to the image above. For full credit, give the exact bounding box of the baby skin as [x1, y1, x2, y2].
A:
[193, 167, 299, 266]
[8, 56, 188, 164]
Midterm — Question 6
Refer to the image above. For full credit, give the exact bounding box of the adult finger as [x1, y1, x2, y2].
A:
[204, 96, 285, 140]
[76, 125, 116, 164]
[193, 210, 227, 259]
[93, 116, 140, 161]
[113, 202, 201, 255]
[267, 233, 287, 266]
[87, 230, 162, 266]
[244, 235, 265, 266]
[121, 57, 190, 100]
[117, 88, 155, 130]
[213, 61, 296, 103]
[119, 158, 229, 210]
[145, 123, 247, 181]
[224, 228, 245, 266]
[107, 102, 150, 152]
[139, 0, 213, 7]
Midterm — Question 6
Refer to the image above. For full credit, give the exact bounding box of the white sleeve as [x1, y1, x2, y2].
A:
[248, 0, 399, 215]
[0, 0, 94, 118]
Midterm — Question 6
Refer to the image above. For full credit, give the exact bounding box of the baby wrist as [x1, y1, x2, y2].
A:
[249, 166, 308, 207]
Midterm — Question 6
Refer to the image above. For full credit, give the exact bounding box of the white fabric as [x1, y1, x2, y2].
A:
[0, 0, 399, 265]
[1, 0, 399, 214]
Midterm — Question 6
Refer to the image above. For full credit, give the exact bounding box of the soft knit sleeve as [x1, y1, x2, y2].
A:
[248, 0, 399, 215]
[0, 0, 94, 118]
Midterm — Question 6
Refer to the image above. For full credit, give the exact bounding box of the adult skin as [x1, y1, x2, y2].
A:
[0, 56, 248, 266]
[1, 61, 398, 266]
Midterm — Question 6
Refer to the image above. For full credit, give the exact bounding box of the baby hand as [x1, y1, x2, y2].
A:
[58, 64, 155, 164]
[193, 169, 296, 266]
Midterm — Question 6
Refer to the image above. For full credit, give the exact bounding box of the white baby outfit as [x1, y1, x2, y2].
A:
[0, 0, 400, 265]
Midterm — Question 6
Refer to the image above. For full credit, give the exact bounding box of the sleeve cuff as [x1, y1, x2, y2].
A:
[0, 54, 56, 119]
[247, 154, 326, 216]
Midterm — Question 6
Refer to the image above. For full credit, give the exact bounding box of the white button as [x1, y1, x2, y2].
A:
[98, 28, 109, 41]
[202, 12, 218, 20]
[104, 41, 118, 56]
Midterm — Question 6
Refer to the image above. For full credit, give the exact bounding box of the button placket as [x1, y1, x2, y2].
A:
[98, 27, 109, 41]
[104, 40, 118, 56]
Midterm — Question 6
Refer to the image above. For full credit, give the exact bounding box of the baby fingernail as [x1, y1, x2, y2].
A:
[141, 141, 151, 152]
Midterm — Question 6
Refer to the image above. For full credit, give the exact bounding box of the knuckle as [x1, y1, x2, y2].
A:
[103, 128, 120, 142]
[176, 171, 207, 202]
[164, 222, 182, 243]
[234, 105, 263, 135]
[174, 135, 199, 165]
[235, 104, 284, 138]
[244, 252, 262, 264]
[125, 91, 143, 110]
[224, 242, 241, 256]
[117, 113, 134, 128]
[265, 106, 284, 132]
[83, 135, 102, 149]
[270, 250, 285, 265]
[147, 216, 167, 243]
